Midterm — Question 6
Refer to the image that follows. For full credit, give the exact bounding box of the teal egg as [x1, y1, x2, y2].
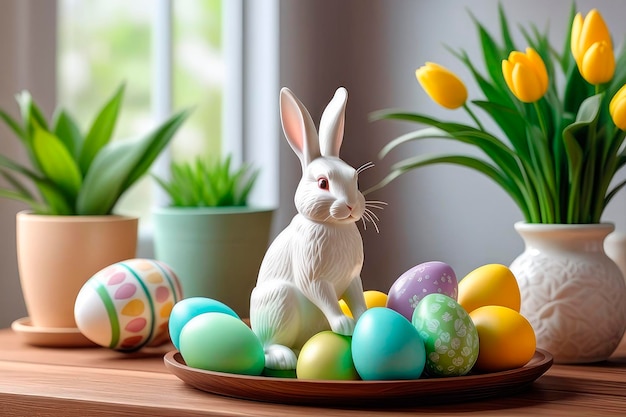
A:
[179, 312, 265, 375]
[412, 293, 479, 377]
[168, 297, 239, 350]
[351, 307, 425, 380]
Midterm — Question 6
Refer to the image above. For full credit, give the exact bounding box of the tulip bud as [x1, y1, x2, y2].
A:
[610, 84, 626, 130]
[570, 9, 614, 85]
[502, 48, 548, 103]
[415, 62, 468, 109]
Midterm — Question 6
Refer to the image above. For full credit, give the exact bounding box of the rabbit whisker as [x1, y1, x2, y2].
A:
[365, 208, 380, 222]
[365, 203, 387, 211]
[362, 210, 381, 233]
[366, 200, 388, 206]
[356, 161, 375, 175]
[365, 200, 388, 211]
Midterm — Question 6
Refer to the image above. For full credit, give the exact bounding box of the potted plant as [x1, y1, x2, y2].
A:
[152, 155, 273, 318]
[369, 5, 626, 363]
[0, 85, 189, 345]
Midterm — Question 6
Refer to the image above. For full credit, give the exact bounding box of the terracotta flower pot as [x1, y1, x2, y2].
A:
[16, 211, 138, 330]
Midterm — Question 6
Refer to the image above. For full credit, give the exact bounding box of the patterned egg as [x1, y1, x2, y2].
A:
[412, 293, 479, 377]
[74, 258, 183, 352]
[387, 261, 458, 321]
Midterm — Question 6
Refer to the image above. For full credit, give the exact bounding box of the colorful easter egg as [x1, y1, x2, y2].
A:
[412, 293, 479, 377]
[74, 258, 183, 352]
[168, 297, 239, 350]
[296, 331, 359, 380]
[179, 312, 265, 375]
[387, 261, 458, 321]
[351, 307, 426, 380]
[458, 264, 521, 313]
[339, 290, 388, 318]
[469, 305, 536, 372]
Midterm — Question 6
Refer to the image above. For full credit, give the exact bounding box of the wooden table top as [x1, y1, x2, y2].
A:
[1, 327, 626, 416]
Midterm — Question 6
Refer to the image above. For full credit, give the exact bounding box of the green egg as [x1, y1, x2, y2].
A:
[412, 293, 479, 377]
[179, 312, 265, 375]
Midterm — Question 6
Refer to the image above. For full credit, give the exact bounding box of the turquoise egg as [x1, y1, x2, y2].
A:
[412, 293, 479, 377]
[179, 312, 265, 375]
[168, 297, 239, 350]
[351, 307, 425, 380]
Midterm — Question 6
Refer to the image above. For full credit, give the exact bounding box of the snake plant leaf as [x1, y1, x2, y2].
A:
[0, 154, 40, 179]
[0, 109, 25, 140]
[52, 109, 83, 161]
[32, 124, 82, 203]
[78, 84, 124, 174]
[0, 187, 42, 210]
[0, 153, 69, 214]
[15, 91, 49, 171]
[16, 90, 49, 134]
[0, 169, 36, 201]
[76, 109, 190, 215]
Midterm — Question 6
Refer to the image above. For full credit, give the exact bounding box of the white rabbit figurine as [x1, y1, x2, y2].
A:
[250, 87, 368, 371]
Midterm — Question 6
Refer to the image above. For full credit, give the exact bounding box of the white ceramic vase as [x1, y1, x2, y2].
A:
[510, 221, 626, 364]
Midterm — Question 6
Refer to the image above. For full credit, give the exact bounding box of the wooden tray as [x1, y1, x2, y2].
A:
[164, 349, 553, 406]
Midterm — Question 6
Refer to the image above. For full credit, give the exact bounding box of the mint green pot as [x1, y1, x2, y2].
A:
[152, 206, 274, 318]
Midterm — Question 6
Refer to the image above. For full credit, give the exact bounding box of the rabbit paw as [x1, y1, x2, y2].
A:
[265, 344, 298, 370]
[329, 315, 356, 336]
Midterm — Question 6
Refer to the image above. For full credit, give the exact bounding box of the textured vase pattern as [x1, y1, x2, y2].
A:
[510, 222, 626, 364]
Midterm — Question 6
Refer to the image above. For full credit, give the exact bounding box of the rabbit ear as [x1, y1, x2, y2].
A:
[318, 87, 348, 157]
[280, 87, 321, 169]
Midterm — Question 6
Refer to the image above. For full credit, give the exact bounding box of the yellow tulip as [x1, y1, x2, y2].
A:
[502, 48, 548, 103]
[570, 9, 614, 84]
[415, 62, 467, 109]
[610, 84, 626, 130]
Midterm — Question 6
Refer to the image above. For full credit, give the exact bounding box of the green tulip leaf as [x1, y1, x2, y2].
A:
[563, 64, 594, 115]
[497, 3, 516, 53]
[575, 93, 602, 125]
[608, 38, 626, 93]
[472, 100, 528, 155]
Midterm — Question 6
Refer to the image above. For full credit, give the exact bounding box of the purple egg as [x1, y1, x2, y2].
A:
[386, 261, 458, 321]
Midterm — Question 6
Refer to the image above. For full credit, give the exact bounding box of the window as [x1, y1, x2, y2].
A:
[57, 0, 226, 220]
[56, 0, 279, 257]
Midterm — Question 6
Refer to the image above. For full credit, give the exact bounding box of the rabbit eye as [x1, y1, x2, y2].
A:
[317, 177, 329, 190]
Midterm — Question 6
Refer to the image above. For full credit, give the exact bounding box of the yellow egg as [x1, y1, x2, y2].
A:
[296, 331, 360, 380]
[339, 290, 388, 318]
[339, 299, 352, 317]
[458, 264, 521, 313]
[469, 305, 536, 372]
